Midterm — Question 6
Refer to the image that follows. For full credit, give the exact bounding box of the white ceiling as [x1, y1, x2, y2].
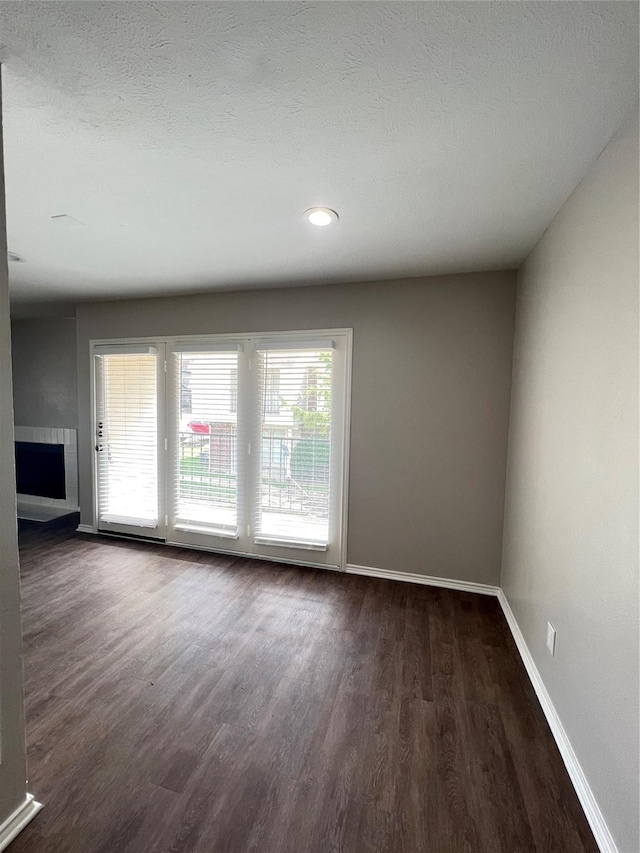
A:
[1, 1, 638, 308]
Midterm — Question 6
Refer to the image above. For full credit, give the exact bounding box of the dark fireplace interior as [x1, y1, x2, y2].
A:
[15, 442, 66, 500]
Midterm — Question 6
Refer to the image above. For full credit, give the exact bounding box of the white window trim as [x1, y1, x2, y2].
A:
[89, 329, 353, 571]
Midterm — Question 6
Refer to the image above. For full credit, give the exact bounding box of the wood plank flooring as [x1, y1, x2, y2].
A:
[10, 516, 598, 853]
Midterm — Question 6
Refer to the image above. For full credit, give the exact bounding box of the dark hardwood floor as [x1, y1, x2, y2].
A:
[10, 515, 598, 853]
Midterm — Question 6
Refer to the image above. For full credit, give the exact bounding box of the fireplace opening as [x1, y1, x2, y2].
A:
[15, 442, 66, 500]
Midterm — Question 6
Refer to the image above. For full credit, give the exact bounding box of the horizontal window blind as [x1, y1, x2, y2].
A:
[172, 349, 239, 534]
[253, 346, 333, 546]
[95, 352, 159, 527]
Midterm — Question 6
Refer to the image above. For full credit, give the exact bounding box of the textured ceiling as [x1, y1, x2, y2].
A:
[0, 1, 638, 306]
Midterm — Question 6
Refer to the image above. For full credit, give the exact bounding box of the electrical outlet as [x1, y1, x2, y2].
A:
[546, 622, 556, 656]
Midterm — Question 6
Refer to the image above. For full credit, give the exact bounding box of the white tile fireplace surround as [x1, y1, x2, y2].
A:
[14, 427, 78, 522]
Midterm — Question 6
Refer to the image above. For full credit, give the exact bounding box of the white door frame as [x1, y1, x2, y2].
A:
[89, 329, 352, 570]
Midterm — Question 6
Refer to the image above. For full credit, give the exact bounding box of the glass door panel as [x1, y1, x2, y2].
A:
[94, 346, 165, 538]
[248, 337, 347, 569]
[253, 347, 333, 546]
[167, 345, 246, 549]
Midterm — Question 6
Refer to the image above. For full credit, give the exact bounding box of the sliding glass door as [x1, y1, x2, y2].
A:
[93, 331, 350, 568]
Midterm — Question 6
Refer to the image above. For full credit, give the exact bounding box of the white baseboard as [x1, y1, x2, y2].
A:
[346, 563, 500, 596]
[497, 590, 618, 853]
[0, 794, 42, 852]
[76, 523, 95, 534]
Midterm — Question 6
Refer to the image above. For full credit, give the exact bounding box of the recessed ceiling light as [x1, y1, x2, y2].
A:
[7, 252, 25, 262]
[303, 207, 338, 227]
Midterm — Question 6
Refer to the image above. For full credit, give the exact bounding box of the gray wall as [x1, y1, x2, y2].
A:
[76, 270, 516, 585]
[0, 70, 28, 826]
[501, 113, 639, 852]
[11, 317, 78, 429]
